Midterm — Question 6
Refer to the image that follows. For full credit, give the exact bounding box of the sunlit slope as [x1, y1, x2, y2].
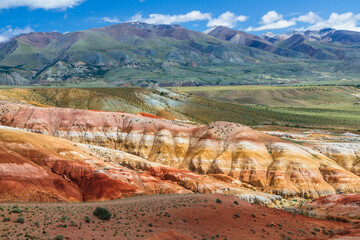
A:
[174, 85, 360, 129]
[1, 87, 360, 129]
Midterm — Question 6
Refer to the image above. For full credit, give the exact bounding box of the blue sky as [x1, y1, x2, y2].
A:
[1, 0, 360, 42]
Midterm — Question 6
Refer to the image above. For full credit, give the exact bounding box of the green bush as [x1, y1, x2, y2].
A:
[93, 207, 111, 220]
[16, 217, 24, 224]
[60, 216, 66, 222]
[11, 208, 22, 214]
[216, 199, 222, 204]
[54, 235, 64, 240]
[85, 216, 90, 223]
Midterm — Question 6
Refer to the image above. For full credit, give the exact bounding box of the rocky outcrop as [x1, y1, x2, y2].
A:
[301, 194, 360, 222]
[2, 125, 287, 205]
[311, 143, 360, 176]
[1, 102, 360, 199]
[265, 130, 360, 177]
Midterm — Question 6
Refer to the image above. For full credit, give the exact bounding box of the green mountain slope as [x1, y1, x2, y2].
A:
[1, 23, 360, 86]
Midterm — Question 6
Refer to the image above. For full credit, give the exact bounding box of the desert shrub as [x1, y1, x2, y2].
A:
[234, 201, 239, 205]
[93, 207, 111, 220]
[60, 216, 66, 222]
[11, 208, 22, 214]
[54, 235, 64, 240]
[85, 216, 90, 223]
[16, 217, 24, 224]
[216, 199, 222, 203]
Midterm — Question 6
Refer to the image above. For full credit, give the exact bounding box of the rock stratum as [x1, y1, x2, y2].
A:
[0, 101, 360, 203]
[302, 193, 360, 222]
[2, 125, 280, 203]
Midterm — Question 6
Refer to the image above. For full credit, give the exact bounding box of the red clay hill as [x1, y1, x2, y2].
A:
[1, 101, 360, 201]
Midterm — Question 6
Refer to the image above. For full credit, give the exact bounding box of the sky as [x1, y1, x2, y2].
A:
[1, 0, 360, 42]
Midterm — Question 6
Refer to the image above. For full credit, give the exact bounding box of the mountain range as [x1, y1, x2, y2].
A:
[1, 22, 360, 86]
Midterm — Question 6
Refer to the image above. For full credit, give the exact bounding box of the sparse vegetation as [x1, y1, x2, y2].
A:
[0, 194, 352, 239]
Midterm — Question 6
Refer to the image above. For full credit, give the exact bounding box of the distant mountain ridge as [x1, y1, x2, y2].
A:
[1, 22, 360, 86]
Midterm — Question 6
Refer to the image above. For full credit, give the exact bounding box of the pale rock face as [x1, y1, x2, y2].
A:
[228, 141, 272, 187]
[312, 143, 360, 176]
[265, 130, 360, 178]
[1, 101, 360, 199]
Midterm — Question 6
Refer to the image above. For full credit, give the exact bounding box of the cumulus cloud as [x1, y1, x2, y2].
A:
[128, 11, 248, 28]
[0, 25, 34, 42]
[292, 11, 322, 24]
[308, 12, 360, 31]
[261, 10, 283, 24]
[128, 11, 211, 25]
[246, 11, 295, 31]
[246, 10, 360, 32]
[102, 10, 360, 33]
[206, 11, 248, 28]
[0, 0, 85, 10]
[101, 17, 120, 23]
[246, 20, 295, 31]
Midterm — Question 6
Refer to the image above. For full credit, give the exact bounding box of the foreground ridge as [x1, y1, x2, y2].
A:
[1, 101, 359, 201]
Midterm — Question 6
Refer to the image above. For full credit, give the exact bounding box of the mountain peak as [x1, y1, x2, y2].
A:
[14, 31, 63, 48]
[204, 26, 226, 34]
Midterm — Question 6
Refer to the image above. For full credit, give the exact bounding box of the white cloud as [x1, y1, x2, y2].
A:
[0, 0, 85, 10]
[129, 11, 211, 25]
[292, 11, 322, 24]
[246, 20, 295, 31]
[261, 10, 283, 24]
[308, 12, 360, 31]
[128, 11, 248, 28]
[0, 25, 34, 42]
[104, 10, 360, 33]
[101, 17, 120, 23]
[246, 11, 360, 32]
[246, 11, 295, 31]
[206, 11, 248, 28]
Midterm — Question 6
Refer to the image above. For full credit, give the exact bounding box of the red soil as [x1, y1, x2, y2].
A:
[136, 112, 164, 119]
[0, 194, 354, 240]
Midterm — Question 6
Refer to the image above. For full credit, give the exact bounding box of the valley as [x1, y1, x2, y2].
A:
[0, 86, 360, 130]
[0, 87, 359, 239]
[1, 17, 360, 240]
